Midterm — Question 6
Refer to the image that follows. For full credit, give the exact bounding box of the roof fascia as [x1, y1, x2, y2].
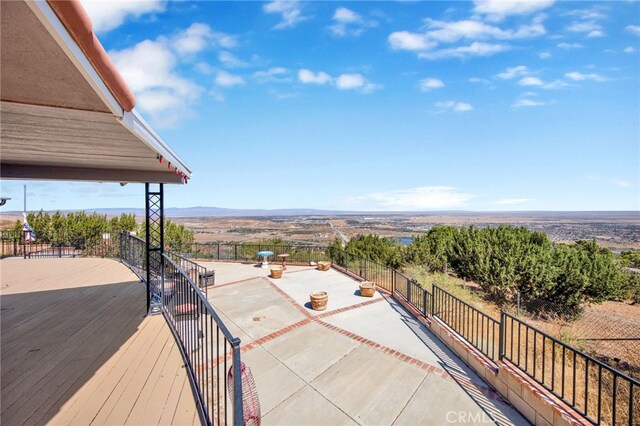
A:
[119, 110, 192, 179]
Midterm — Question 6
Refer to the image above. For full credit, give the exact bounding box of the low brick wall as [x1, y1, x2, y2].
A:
[393, 293, 590, 426]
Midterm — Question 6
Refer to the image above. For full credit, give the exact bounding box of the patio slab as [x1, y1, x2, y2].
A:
[241, 345, 306, 415]
[207, 278, 306, 340]
[395, 373, 498, 426]
[322, 296, 443, 366]
[267, 267, 384, 316]
[199, 262, 528, 425]
[262, 321, 359, 382]
[263, 385, 358, 426]
[311, 344, 427, 425]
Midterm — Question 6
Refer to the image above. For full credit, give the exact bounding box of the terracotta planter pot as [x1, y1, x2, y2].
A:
[359, 281, 376, 297]
[310, 291, 328, 311]
[270, 266, 283, 279]
[317, 261, 331, 271]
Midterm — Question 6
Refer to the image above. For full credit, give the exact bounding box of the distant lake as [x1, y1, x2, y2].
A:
[397, 237, 413, 245]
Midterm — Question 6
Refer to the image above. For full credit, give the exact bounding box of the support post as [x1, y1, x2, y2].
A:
[145, 183, 164, 315]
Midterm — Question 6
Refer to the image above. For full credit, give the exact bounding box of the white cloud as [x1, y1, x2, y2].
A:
[171, 23, 236, 56]
[613, 179, 632, 188]
[473, 0, 555, 21]
[626, 25, 640, 36]
[215, 71, 245, 87]
[388, 31, 435, 51]
[253, 67, 291, 83]
[263, 1, 311, 30]
[419, 78, 445, 91]
[567, 21, 604, 37]
[298, 69, 332, 84]
[389, 16, 543, 59]
[110, 38, 202, 127]
[541, 80, 570, 90]
[436, 101, 473, 112]
[512, 98, 546, 108]
[422, 18, 546, 43]
[419, 42, 511, 59]
[494, 198, 535, 205]
[80, 0, 165, 33]
[564, 6, 607, 21]
[624, 46, 636, 54]
[538, 51, 552, 59]
[218, 51, 248, 68]
[469, 77, 491, 85]
[496, 65, 529, 80]
[557, 42, 583, 49]
[329, 7, 377, 37]
[588, 175, 633, 187]
[336, 74, 365, 90]
[353, 186, 473, 210]
[297, 70, 379, 93]
[518, 77, 544, 86]
[565, 71, 608, 82]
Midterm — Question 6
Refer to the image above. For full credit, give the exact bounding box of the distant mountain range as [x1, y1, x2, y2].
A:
[0, 206, 638, 220]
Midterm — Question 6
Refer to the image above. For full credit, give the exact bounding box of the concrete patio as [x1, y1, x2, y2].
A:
[201, 261, 528, 426]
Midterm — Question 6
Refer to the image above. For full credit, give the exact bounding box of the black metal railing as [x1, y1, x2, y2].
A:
[162, 254, 243, 426]
[1, 230, 21, 258]
[186, 242, 330, 265]
[393, 271, 431, 316]
[119, 233, 147, 280]
[330, 249, 396, 293]
[501, 312, 639, 425]
[118, 233, 243, 425]
[432, 285, 501, 361]
[166, 250, 213, 295]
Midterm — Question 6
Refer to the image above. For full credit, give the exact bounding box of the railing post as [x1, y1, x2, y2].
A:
[217, 243, 220, 259]
[234, 244, 238, 261]
[499, 310, 505, 360]
[232, 338, 244, 426]
[431, 285, 436, 317]
[423, 289, 428, 316]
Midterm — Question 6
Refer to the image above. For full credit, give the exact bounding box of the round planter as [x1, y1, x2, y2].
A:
[310, 291, 328, 311]
[359, 281, 376, 297]
[270, 266, 283, 279]
[317, 261, 331, 271]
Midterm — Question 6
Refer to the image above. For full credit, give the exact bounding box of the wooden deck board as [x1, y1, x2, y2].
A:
[0, 258, 200, 426]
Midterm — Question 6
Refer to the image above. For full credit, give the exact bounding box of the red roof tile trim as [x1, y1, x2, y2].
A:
[47, 0, 136, 112]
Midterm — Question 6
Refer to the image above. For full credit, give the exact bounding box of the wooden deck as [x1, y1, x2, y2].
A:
[0, 257, 200, 425]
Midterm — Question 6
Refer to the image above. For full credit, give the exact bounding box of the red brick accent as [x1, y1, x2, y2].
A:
[315, 297, 384, 319]
[240, 318, 312, 353]
[210, 276, 263, 289]
[261, 277, 315, 318]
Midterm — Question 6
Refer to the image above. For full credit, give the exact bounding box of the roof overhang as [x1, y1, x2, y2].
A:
[0, 0, 192, 184]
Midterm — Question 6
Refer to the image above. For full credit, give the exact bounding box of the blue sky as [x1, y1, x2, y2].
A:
[2, 0, 639, 212]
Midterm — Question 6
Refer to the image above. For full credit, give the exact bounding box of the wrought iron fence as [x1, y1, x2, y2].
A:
[162, 254, 243, 426]
[432, 285, 501, 362]
[117, 233, 243, 425]
[501, 312, 639, 426]
[166, 250, 213, 295]
[0, 230, 21, 258]
[330, 249, 395, 293]
[118, 233, 146, 280]
[397, 273, 431, 316]
[186, 242, 330, 265]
